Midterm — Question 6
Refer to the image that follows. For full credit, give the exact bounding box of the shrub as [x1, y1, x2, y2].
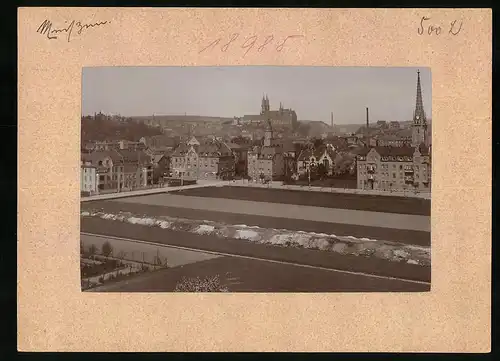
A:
[174, 275, 229, 292]
[101, 241, 113, 257]
[89, 244, 98, 255]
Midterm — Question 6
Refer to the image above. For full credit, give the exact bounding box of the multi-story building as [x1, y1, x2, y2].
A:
[246, 121, 285, 181]
[80, 160, 99, 195]
[389, 121, 401, 130]
[356, 70, 431, 192]
[90, 140, 146, 151]
[376, 134, 410, 147]
[170, 140, 235, 181]
[80, 149, 153, 192]
[356, 145, 431, 191]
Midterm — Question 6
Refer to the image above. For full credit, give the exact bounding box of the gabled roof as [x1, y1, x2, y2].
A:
[81, 150, 123, 165]
[171, 141, 233, 158]
[298, 145, 336, 161]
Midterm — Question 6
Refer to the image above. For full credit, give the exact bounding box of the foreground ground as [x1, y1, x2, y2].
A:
[81, 186, 431, 292]
[82, 232, 430, 292]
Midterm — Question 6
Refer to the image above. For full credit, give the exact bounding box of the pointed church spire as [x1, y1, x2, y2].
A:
[412, 69, 428, 147]
[414, 69, 426, 123]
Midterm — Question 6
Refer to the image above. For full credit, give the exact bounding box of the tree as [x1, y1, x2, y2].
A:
[296, 122, 311, 137]
[334, 153, 355, 176]
[101, 241, 113, 257]
[317, 163, 328, 179]
[89, 244, 97, 256]
[313, 137, 324, 149]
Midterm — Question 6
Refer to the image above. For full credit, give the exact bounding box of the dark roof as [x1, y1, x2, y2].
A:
[171, 141, 233, 158]
[117, 150, 152, 164]
[225, 142, 241, 149]
[81, 150, 123, 165]
[377, 134, 402, 141]
[396, 128, 412, 138]
[356, 144, 430, 158]
[298, 145, 337, 161]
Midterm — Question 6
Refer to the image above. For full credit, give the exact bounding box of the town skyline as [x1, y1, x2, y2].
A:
[82, 66, 432, 124]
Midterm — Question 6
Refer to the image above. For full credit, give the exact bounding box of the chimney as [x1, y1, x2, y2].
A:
[331, 112, 334, 128]
[366, 107, 369, 130]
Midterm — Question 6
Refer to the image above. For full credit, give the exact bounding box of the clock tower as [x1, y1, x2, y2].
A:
[411, 70, 428, 147]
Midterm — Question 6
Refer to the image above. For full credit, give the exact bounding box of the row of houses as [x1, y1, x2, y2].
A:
[80, 149, 156, 195]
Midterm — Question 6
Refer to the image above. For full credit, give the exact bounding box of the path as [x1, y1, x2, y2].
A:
[81, 180, 225, 202]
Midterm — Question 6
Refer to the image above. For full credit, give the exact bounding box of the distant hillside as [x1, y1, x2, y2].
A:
[130, 115, 234, 124]
[81, 116, 163, 142]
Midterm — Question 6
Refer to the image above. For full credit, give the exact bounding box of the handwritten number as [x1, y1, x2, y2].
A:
[418, 16, 462, 36]
[276, 35, 303, 52]
[221, 33, 239, 52]
[200, 33, 303, 55]
[258, 35, 274, 52]
[428, 25, 441, 35]
[199, 38, 221, 53]
[241, 35, 257, 56]
[418, 16, 429, 35]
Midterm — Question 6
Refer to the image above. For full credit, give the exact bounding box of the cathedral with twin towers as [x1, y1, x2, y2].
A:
[258, 94, 298, 129]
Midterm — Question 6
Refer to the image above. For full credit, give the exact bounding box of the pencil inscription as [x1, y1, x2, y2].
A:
[199, 34, 304, 56]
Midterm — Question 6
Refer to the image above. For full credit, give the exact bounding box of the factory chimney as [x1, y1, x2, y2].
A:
[366, 107, 369, 130]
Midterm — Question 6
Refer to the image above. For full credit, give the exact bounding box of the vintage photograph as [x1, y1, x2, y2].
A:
[80, 66, 431, 292]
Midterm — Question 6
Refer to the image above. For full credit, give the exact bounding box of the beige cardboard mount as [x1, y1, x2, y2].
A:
[18, 8, 491, 352]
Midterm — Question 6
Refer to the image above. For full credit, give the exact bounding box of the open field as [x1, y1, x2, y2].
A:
[89, 251, 430, 293]
[171, 186, 431, 216]
[81, 218, 430, 283]
[81, 185, 431, 292]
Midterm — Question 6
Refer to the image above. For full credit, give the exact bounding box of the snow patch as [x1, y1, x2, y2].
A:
[312, 238, 331, 250]
[407, 259, 419, 265]
[194, 225, 215, 235]
[234, 224, 261, 229]
[157, 221, 171, 229]
[127, 217, 156, 226]
[393, 249, 410, 258]
[234, 229, 260, 241]
[81, 211, 90, 216]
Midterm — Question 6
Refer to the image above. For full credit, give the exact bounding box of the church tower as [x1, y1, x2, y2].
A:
[261, 95, 267, 115]
[411, 70, 428, 147]
[264, 118, 273, 147]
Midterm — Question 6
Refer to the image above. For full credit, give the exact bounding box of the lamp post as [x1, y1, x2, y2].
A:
[308, 163, 311, 186]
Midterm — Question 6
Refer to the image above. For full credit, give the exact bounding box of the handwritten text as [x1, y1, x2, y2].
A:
[37, 19, 110, 42]
[417, 16, 463, 36]
[199, 34, 304, 56]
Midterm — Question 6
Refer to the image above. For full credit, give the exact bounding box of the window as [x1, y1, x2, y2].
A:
[393, 164, 396, 169]
[399, 165, 403, 170]
[393, 173, 396, 178]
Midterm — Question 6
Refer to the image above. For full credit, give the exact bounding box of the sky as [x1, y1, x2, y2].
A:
[82, 66, 431, 125]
